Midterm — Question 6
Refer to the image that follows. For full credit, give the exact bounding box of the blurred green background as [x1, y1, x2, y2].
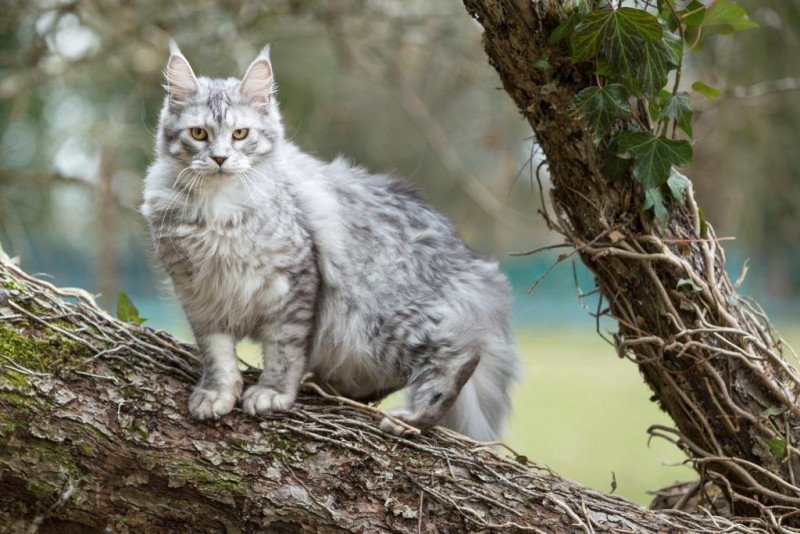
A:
[2, 0, 799, 506]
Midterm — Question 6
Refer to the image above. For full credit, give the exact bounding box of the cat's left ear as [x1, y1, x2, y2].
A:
[239, 46, 274, 105]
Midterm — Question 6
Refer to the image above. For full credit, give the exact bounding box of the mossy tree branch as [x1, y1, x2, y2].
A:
[0, 260, 756, 532]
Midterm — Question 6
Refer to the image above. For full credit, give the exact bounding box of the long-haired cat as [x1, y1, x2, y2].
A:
[141, 42, 520, 440]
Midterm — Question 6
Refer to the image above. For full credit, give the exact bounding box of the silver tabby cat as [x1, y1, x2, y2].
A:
[141, 42, 520, 441]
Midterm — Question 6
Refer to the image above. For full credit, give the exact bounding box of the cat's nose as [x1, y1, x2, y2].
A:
[212, 156, 228, 166]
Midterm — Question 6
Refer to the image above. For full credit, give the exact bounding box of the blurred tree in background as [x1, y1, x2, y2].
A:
[2, 0, 799, 319]
[691, 0, 800, 297]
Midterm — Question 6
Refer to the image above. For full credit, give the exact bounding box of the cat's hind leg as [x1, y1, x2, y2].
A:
[379, 346, 479, 437]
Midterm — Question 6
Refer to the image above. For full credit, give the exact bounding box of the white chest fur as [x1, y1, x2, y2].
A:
[164, 219, 290, 335]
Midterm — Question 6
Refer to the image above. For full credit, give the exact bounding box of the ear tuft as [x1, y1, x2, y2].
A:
[164, 41, 199, 103]
[239, 45, 274, 104]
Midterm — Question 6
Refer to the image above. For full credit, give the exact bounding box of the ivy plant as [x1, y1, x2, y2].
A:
[552, 0, 757, 223]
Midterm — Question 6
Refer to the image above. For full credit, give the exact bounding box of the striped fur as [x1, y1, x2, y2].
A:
[141, 43, 520, 441]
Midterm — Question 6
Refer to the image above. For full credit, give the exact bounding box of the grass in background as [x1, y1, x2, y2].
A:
[507, 329, 693, 506]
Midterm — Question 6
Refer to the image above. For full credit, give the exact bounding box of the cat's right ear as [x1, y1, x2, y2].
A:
[164, 40, 199, 103]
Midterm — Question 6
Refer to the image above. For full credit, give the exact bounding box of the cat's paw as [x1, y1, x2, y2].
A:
[242, 386, 295, 415]
[379, 408, 422, 438]
[188, 387, 238, 420]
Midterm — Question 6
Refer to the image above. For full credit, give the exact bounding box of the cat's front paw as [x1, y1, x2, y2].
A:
[189, 387, 238, 420]
[242, 386, 295, 415]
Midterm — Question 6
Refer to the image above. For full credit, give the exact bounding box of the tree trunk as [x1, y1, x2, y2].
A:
[0, 259, 758, 531]
[461, 0, 800, 528]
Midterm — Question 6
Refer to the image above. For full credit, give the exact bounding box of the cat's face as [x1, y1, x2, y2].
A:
[156, 42, 283, 182]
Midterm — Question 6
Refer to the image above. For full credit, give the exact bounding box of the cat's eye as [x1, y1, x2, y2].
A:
[189, 127, 208, 141]
[232, 128, 249, 141]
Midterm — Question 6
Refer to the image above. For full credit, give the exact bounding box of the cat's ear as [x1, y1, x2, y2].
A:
[239, 46, 273, 105]
[164, 40, 199, 103]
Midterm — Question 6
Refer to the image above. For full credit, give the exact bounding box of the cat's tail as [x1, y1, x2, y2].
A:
[439, 335, 520, 442]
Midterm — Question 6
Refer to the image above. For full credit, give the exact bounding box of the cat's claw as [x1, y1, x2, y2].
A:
[379, 408, 421, 438]
[242, 386, 295, 415]
[189, 387, 238, 419]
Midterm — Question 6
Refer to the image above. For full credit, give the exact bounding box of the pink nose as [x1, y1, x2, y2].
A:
[212, 156, 227, 166]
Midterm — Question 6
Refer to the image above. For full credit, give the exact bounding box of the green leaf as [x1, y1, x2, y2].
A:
[681, 0, 707, 28]
[692, 81, 722, 100]
[667, 169, 691, 200]
[768, 438, 787, 460]
[117, 291, 146, 325]
[648, 89, 672, 122]
[571, 0, 593, 16]
[617, 132, 693, 223]
[677, 278, 701, 292]
[616, 132, 693, 189]
[643, 187, 669, 224]
[549, 12, 581, 45]
[632, 39, 671, 97]
[702, 0, 758, 36]
[662, 29, 683, 67]
[660, 91, 693, 136]
[533, 54, 551, 71]
[571, 84, 632, 140]
[571, 7, 663, 63]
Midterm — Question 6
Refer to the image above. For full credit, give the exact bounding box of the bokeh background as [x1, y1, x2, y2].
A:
[2, 0, 799, 505]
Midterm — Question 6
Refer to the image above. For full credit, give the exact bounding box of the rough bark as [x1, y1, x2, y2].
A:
[462, 0, 800, 529]
[0, 261, 757, 531]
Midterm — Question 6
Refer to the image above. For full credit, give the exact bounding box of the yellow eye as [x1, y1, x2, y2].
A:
[232, 128, 249, 141]
[189, 127, 208, 141]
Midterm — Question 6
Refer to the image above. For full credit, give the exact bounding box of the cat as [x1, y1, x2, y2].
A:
[141, 42, 520, 441]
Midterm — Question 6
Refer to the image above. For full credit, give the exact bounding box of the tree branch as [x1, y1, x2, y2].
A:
[0, 259, 754, 532]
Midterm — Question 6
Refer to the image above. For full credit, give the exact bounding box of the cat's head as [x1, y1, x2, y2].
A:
[155, 41, 284, 177]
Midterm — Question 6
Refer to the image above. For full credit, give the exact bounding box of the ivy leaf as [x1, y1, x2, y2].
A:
[648, 89, 672, 122]
[117, 291, 147, 325]
[702, 0, 758, 36]
[681, 0, 707, 28]
[633, 39, 671, 97]
[549, 12, 581, 45]
[662, 29, 683, 68]
[617, 132, 693, 223]
[667, 169, 691, 200]
[643, 188, 669, 224]
[616, 132, 693, 189]
[571, 84, 632, 140]
[692, 81, 722, 100]
[570, 0, 593, 16]
[533, 54, 551, 71]
[660, 91, 693, 136]
[571, 7, 663, 63]
[768, 438, 787, 461]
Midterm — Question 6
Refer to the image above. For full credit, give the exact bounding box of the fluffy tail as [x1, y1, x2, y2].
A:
[439, 340, 520, 442]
